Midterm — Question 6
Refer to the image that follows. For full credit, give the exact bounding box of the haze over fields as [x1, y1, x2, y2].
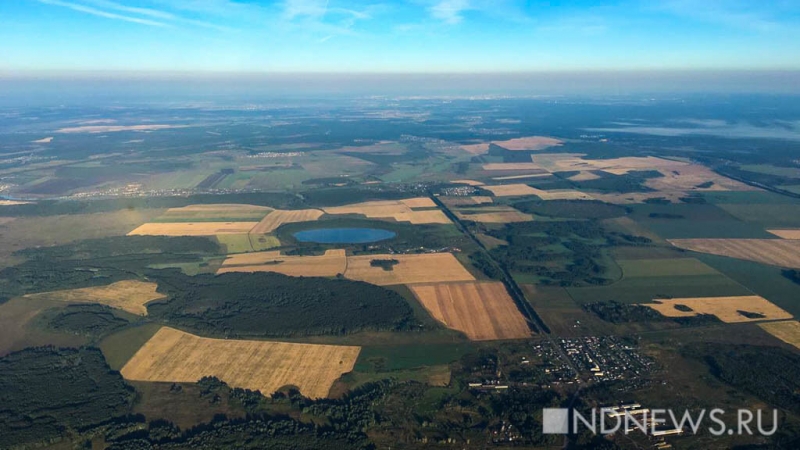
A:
[1, 1, 800, 449]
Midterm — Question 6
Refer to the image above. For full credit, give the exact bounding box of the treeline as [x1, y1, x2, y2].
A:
[684, 344, 800, 415]
[0, 347, 135, 447]
[146, 269, 417, 337]
[783, 269, 800, 285]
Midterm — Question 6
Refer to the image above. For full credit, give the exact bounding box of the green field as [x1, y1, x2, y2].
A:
[616, 258, 720, 277]
[354, 342, 479, 372]
[717, 203, 800, 228]
[631, 204, 775, 239]
[566, 274, 751, 305]
[216, 234, 280, 253]
[696, 253, 800, 317]
[98, 323, 163, 370]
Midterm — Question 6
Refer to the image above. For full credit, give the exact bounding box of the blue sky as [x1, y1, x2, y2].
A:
[2, 0, 800, 73]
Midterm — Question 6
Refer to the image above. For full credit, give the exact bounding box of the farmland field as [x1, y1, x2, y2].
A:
[323, 198, 450, 224]
[767, 229, 800, 239]
[249, 209, 324, 233]
[644, 295, 792, 323]
[758, 321, 800, 350]
[22, 280, 164, 315]
[155, 204, 273, 222]
[120, 327, 360, 399]
[410, 281, 531, 341]
[345, 253, 476, 286]
[669, 238, 800, 268]
[218, 249, 347, 277]
[128, 221, 258, 236]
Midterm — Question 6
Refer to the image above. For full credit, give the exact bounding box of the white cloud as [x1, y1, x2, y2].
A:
[36, 0, 168, 26]
[428, 0, 471, 24]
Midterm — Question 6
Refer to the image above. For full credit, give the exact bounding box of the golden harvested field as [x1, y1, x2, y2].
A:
[128, 222, 258, 236]
[250, 209, 324, 233]
[455, 206, 532, 223]
[767, 229, 800, 239]
[482, 163, 544, 171]
[568, 171, 601, 181]
[758, 321, 800, 350]
[644, 296, 792, 323]
[218, 249, 347, 277]
[23, 280, 165, 316]
[483, 184, 593, 200]
[491, 136, 563, 151]
[159, 204, 273, 221]
[451, 179, 485, 186]
[644, 166, 756, 192]
[392, 210, 451, 224]
[460, 143, 491, 155]
[482, 184, 540, 197]
[324, 198, 450, 224]
[460, 136, 561, 154]
[440, 196, 493, 206]
[120, 327, 360, 399]
[411, 282, 531, 340]
[492, 173, 550, 181]
[400, 197, 437, 208]
[345, 253, 476, 286]
[669, 239, 800, 268]
[531, 153, 688, 174]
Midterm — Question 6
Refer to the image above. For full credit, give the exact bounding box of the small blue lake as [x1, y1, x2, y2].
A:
[293, 228, 396, 244]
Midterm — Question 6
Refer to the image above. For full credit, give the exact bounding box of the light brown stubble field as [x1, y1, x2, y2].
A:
[217, 249, 347, 277]
[644, 296, 792, 323]
[345, 253, 476, 286]
[128, 222, 258, 236]
[120, 327, 360, 399]
[669, 239, 800, 268]
[758, 321, 800, 350]
[411, 282, 531, 340]
[23, 280, 165, 315]
[249, 209, 324, 233]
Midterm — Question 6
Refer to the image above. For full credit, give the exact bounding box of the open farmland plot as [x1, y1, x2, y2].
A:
[218, 249, 347, 277]
[156, 204, 273, 222]
[250, 209, 324, 234]
[450, 179, 485, 186]
[669, 239, 800, 268]
[492, 136, 563, 151]
[22, 280, 164, 315]
[323, 198, 451, 224]
[454, 206, 532, 223]
[128, 222, 258, 236]
[644, 165, 756, 192]
[482, 184, 539, 197]
[758, 321, 800, 350]
[483, 184, 593, 200]
[120, 327, 360, 399]
[440, 196, 493, 207]
[643, 295, 792, 323]
[410, 282, 530, 340]
[345, 253, 475, 286]
[767, 229, 800, 239]
[482, 163, 545, 171]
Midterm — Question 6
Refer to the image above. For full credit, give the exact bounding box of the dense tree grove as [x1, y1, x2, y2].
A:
[0, 347, 135, 446]
[146, 270, 417, 337]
